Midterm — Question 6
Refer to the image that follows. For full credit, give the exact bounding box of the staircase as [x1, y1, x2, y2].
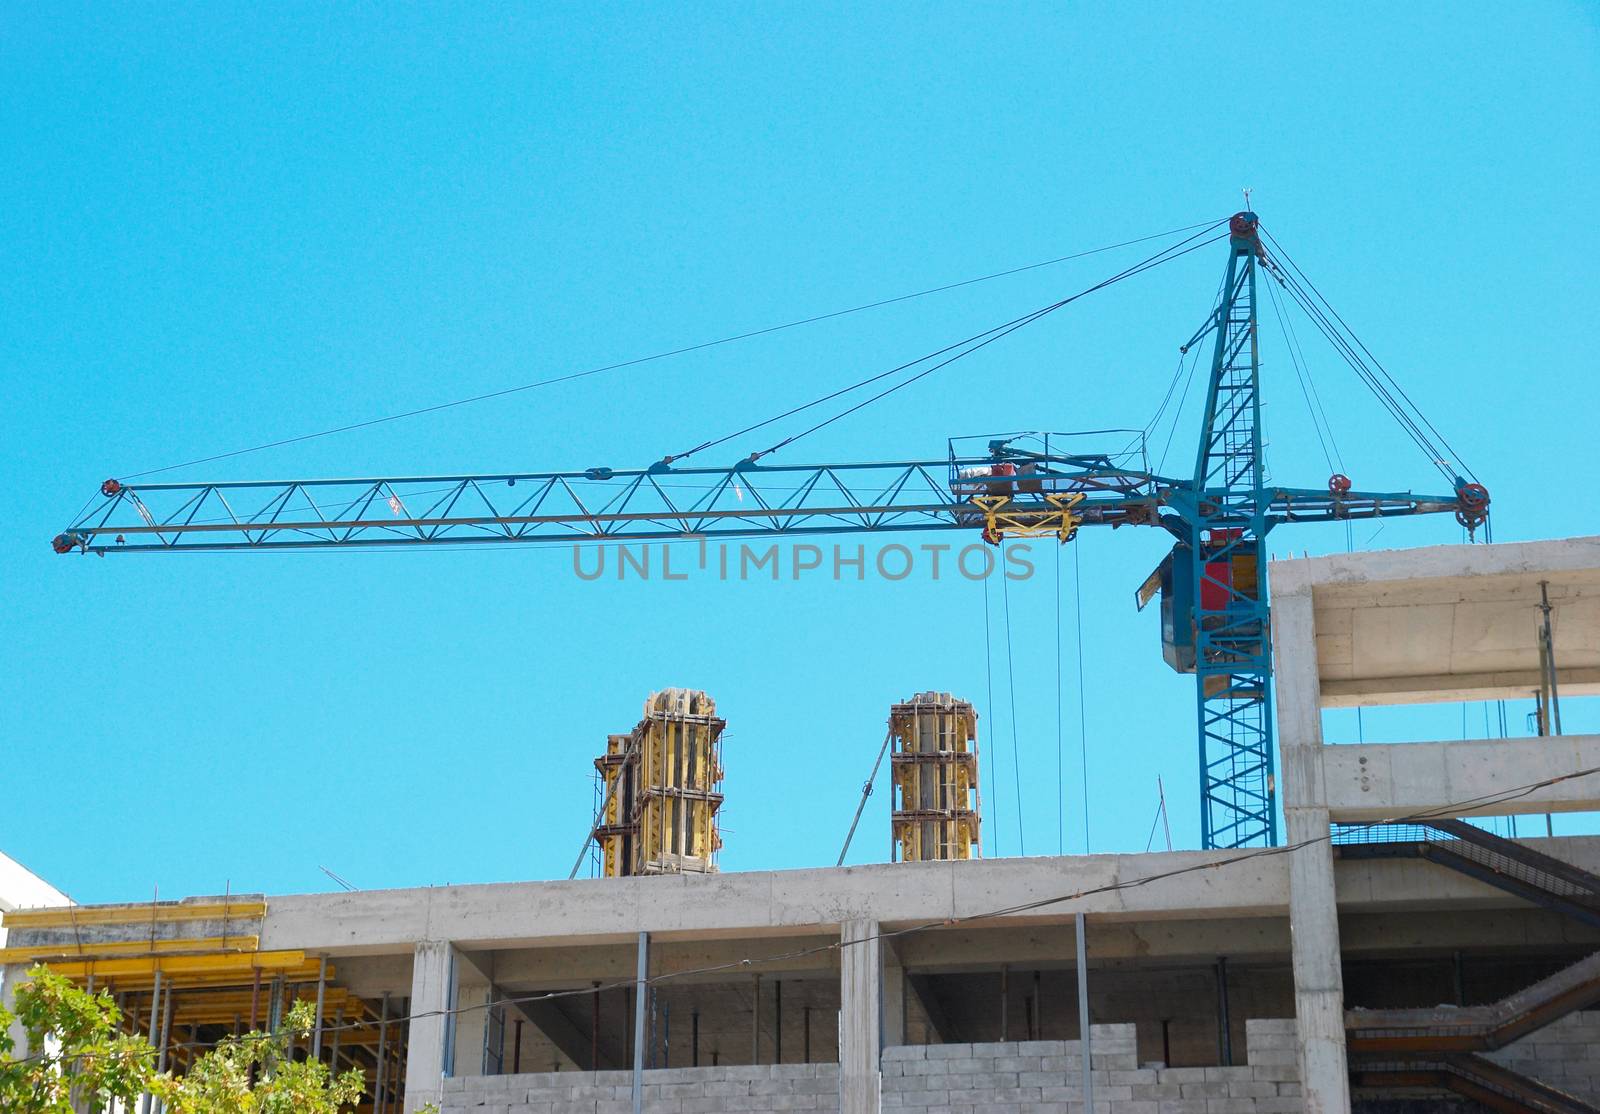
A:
[1338, 821, 1600, 1113]
[1354, 1056, 1600, 1114]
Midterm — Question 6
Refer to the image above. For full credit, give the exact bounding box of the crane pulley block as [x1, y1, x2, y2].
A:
[971, 492, 1085, 545]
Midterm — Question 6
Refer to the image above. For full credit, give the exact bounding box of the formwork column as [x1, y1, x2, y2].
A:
[839, 919, 882, 1114]
[1273, 587, 1351, 1114]
[404, 940, 453, 1114]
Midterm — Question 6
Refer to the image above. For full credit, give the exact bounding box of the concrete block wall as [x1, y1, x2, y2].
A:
[882, 1019, 1302, 1112]
[438, 1062, 840, 1113]
[1486, 1010, 1600, 1103]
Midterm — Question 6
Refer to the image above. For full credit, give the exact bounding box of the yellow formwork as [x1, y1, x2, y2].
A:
[594, 688, 725, 877]
[889, 692, 981, 862]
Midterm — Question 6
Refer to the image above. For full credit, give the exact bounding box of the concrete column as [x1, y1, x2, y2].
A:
[839, 919, 881, 1114]
[881, 942, 906, 1048]
[1273, 586, 1351, 1114]
[404, 941, 452, 1114]
[450, 950, 492, 1078]
[1, 964, 29, 1060]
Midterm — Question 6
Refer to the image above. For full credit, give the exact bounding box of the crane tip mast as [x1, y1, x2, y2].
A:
[51, 210, 1489, 850]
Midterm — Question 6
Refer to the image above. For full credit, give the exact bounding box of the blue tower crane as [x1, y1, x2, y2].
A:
[53, 212, 1489, 850]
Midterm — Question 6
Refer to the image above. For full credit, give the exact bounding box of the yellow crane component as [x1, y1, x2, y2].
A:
[595, 688, 725, 877]
[972, 491, 1085, 543]
[890, 692, 981, 862]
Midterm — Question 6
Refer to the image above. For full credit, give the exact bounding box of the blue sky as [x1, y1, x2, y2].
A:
[3, 3, 1597, 903]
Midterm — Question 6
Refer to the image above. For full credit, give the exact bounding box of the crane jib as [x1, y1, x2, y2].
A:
[51, 212, 1490, 856]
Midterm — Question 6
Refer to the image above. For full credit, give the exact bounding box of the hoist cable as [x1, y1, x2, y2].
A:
[1055, 543, 1065, 856]
[1074, 542, 1090, 854]
[982, 574, 1001, 854]
[1001, 550, 1026, 856]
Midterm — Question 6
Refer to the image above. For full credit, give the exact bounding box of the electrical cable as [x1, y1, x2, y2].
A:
[117, 219, 1223, 482]
[38, 759, 1600, 1070]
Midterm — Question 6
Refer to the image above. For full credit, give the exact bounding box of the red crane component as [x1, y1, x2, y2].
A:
[1455, 482, 1492, 531]
[1328, 473, 1352, 495]
[101, 478, 122, 497]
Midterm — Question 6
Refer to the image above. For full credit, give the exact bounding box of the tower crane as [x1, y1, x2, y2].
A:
[52, 212, 1490, 850]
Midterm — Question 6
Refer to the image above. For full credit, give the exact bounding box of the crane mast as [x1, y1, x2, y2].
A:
[1189, 211, 1275, 848]
[52, 213, 1490, 851]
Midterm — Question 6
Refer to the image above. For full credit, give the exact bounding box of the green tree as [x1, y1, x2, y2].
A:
[3, 967, 435, 1114]
[0, 964, 158, 1113]
[153, 1000, 375, 1114]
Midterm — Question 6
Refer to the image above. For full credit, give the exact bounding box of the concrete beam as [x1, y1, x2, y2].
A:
[1323, 735, 1600, 821]
[1270, 536, 1600, 595]
[1273, 537, 1600, 710]
[474, 935, 840, 990]
[1321, 667, 1600, 707]
[256, 849, 1291, 957]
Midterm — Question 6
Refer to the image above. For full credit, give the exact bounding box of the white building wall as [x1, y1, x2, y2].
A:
[0, 850, 69, 949]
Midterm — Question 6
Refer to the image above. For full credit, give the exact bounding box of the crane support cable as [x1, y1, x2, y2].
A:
[1269, 269, 1346, 473]
[1264, 271, 1339, 474]
[117, 219, 1224, 482]
[665, 219, 1230, 464]
[1264, 226, 1473, 478]
[1269, 260, 1449, 479]
[1259, 227, 1475, 484]
[743, 226, 1230, 461]
[1274, 267, 1455, 483]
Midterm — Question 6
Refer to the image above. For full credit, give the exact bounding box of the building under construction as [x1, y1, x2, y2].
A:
[7, 538, 1600, 1114]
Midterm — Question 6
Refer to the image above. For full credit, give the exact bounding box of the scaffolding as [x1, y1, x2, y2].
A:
[0, 899, 410, 1113]
[890, 692, 981, 861]
[595, 688, 726, 877]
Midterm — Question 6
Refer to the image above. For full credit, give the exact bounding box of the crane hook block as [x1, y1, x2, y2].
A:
[101, 478, 123, 497]
[971, 492, 1085, 545]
